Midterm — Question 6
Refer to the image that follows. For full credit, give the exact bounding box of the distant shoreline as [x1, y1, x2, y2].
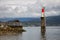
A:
[23, 26, 60, 27]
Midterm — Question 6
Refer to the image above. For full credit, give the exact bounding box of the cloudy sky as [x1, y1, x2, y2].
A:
[0, 0, 60, 18]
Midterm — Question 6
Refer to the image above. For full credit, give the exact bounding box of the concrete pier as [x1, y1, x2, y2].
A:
[41, 17, 46, 34]
[41, 17, 46, 40]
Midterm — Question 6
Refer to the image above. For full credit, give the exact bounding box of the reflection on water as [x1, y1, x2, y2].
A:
[41, 33, 46, 40]
[41, 30, 46, 40]
[0, 27, 60, 40]
[0, 33, 22, 40]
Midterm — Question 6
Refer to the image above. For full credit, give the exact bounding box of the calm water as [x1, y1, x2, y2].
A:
[0, 26, 60, 40]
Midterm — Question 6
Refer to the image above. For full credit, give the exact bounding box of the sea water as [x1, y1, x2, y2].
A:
[0, 26, 60, 40]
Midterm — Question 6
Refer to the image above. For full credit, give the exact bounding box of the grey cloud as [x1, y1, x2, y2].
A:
[0, 0, 60, 18]
[45, 5, 60, 11]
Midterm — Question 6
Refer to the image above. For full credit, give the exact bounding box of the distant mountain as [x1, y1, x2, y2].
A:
[46, 16, 60, 26]
[0, 16, 60, 26]
[0, 18, 40, 22]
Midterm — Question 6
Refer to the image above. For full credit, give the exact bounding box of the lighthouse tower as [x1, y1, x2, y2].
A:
[41, 7, 46, 34]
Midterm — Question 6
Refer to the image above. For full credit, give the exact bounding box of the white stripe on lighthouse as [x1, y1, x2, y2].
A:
[42, 12, 45, 17]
